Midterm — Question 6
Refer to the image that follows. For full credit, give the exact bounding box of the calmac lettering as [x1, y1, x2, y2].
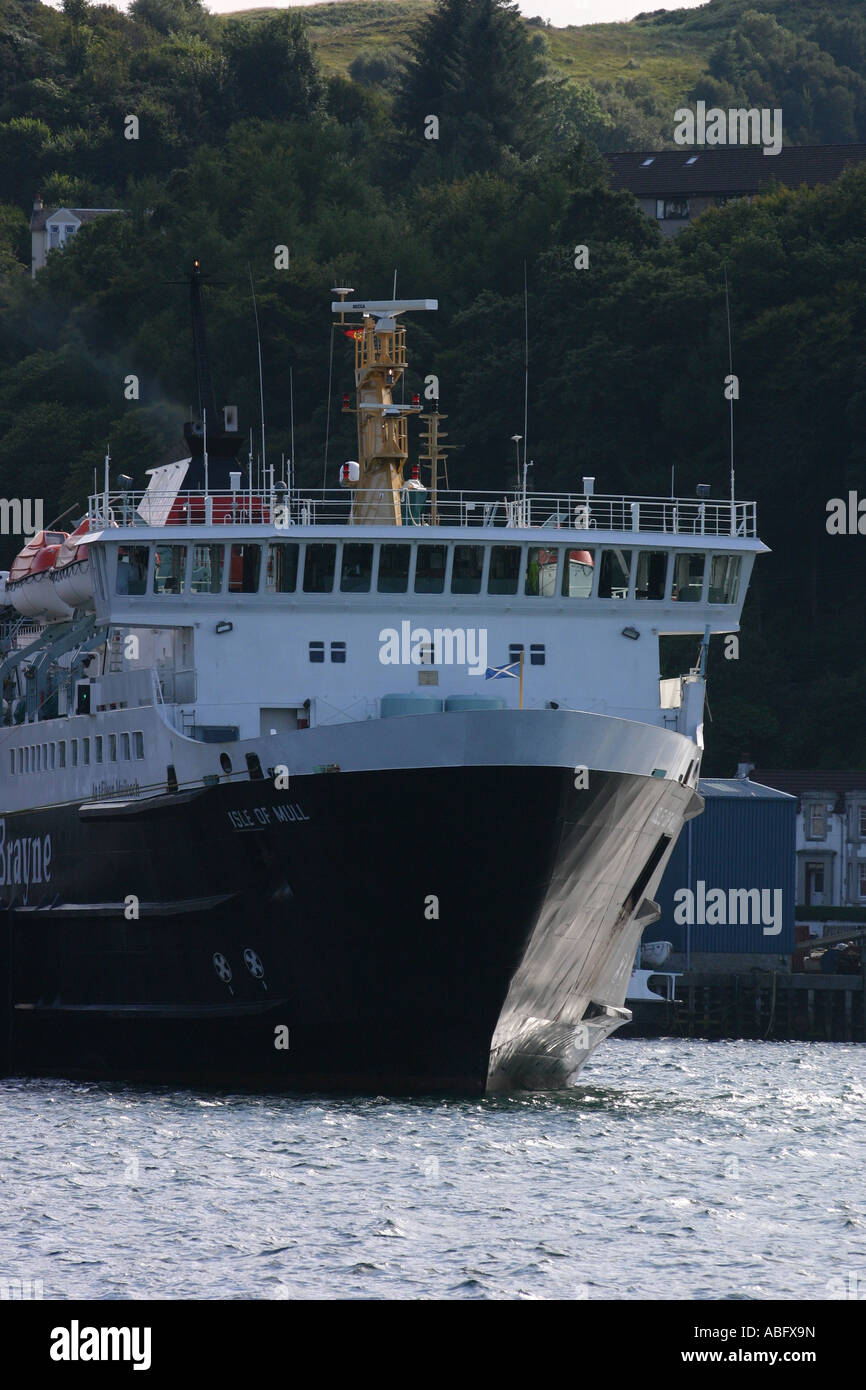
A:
[0, 817, 52, 902]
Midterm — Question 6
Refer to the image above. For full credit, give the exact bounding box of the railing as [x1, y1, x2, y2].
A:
[88, 488, 757, 539]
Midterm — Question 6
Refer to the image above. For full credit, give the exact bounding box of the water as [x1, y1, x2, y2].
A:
[1, 1039, 864, 1301]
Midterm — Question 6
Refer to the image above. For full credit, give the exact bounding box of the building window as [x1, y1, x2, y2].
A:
[229, 543, 261, 594]
[561, 548, 595, 598]
[415, 544, 447, 594]
[340, 543, 373, 593]
[377, 544, 410, 593]
[673, 552, 705, 602]
[525, 547, 558, 596]
[858, 805, 866, 839]
[302, 543, 336, 594]
[635, 550, 668, 600]
[488, 545, 521, 595]
[153, 545, 186, 595]
[191, 544, 224, 594]
[657, 198, 690, 220]
[805, 862, 825, 905]
[330, 641, 346, 663]
[807, 803, 827, 840]
[530, 644, 545, 666]
[64, 224, 76, 240]
[266, 542, 299, 594]
[309, 641, 325, 663]
[598, 549, 632, 599]
[49, 223, 60, 247]
[117, 545, 149, 595]
[451, 544, 484, 595]
[860, 864, 866, 900]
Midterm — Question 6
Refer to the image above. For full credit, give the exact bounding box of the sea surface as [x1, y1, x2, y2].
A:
[1, 1039, 864, 1301]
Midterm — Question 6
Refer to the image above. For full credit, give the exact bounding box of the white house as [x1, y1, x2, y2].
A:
[30, 195, 122, 277]
[747, 769, 866, 908]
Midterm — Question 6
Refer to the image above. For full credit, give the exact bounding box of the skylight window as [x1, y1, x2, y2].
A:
[685, 155, 699, 164]
[641, 157, 655, 166]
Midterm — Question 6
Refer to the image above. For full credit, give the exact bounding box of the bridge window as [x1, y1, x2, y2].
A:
[303, 543, 336, 593]
[489, 546, 520, 595]
[153, 545, 186, 595]
[378, 544, 410, 593]
[117, 545, 149, 596]
[635, 550, 668, 600]
[340, 543, 373, 593]
[525, 547, 558, 596]
[709, 555, 741, 604]
[229, 543, 262, 594]
[598, 549, 632, 598]
[673, 552, 705, 602]
[191, 544, 224, 594]
[451, 544, 484, 595]
[561, 547, 595, 598]
[266, 542, 299, 594]
[415, 544, 447, 594]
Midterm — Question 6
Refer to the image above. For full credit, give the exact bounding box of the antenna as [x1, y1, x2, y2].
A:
[289, 365, 295, 491]
[724, 264, 735, 507]
[393, 268, 398, 299]
[522, 261, 529, 479]
[248, 263, 266, 477]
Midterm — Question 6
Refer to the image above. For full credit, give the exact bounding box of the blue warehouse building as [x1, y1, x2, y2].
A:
[645, 776, 797, 969]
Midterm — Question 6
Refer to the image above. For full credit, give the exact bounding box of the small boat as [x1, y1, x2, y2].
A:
[51, 520, 95, 611]
[6, 530, 73, 620]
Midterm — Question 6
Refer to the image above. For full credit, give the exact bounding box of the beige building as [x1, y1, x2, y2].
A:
[30, 195, 122, 277]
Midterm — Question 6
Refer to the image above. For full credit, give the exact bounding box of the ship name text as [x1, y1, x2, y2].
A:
[0, 818, 52, 902]
[227, 804, 310, 829]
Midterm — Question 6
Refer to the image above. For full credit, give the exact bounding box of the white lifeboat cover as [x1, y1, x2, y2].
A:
[137, 459, 190, 527]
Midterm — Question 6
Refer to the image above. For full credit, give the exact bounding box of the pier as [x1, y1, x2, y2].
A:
[621, 970, 866, 1042]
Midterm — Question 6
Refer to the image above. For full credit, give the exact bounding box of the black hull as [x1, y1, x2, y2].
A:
[0, 763, 689, 1093]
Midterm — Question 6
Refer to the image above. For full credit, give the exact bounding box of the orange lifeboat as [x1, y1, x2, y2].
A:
[6, 530, 73, 620]
[51, 519, 95, 612]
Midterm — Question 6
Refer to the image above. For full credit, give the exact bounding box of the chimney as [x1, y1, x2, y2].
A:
[33, 193, 43, 212]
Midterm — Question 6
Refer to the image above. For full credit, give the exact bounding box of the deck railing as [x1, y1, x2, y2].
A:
[87, 488, 757, 538]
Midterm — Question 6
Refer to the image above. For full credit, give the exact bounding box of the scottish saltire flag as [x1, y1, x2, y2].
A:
[485, 662, 520, 679]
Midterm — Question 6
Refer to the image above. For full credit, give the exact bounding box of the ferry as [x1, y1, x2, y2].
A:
[0, 272, 767, 1092]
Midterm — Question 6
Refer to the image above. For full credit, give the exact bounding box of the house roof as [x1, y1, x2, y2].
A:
[30, 206, 121, 231]
[699, 776, 794, 801]
[749, 770, 866, 812]
[604, 144, 866, 199]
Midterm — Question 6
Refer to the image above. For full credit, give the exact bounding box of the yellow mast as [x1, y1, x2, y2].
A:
[331, 294, 436, 526]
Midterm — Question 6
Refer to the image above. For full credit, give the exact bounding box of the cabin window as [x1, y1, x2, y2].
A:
[673, 552, 705, 602]
[9, 751, 14, 775]
[635, 550, 668, 600]
[340, 543, 373, 593]
[415, 544, 447, 594]
[82, 738, 90, 765]
[58, 742, 66, 769]
[191, 544, 224, 594]
[451, 544, 484, 595]
[331, 641, 346, 663]
[530, 644, 546, 666]
[525, 547, 559, 597]
[709, 555, 741, 604]
[598, 549, 632, 599]
[133, 732, 144, 759]
[509, 643, 523, 666]
[378, 544, 410, 593]
[109, 734, 117, 761]
[561, 547, 595, 598]
[488, 546, 521, 595]
[229, 543, 261, 594]
[266, 542, 299, 594]
[303, 543, 336, 593]
[153, 545, 186, 595]
[117, 545, 149, 596]
[95, 736, 103, 764]
[309, 641, 325, 663]
[121, 732, 130, 761]
[71, 739, 78, 767]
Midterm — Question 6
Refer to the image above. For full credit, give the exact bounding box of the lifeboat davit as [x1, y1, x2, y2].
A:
[6, 530, 73, 620]
[51, 519, 95, 612]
